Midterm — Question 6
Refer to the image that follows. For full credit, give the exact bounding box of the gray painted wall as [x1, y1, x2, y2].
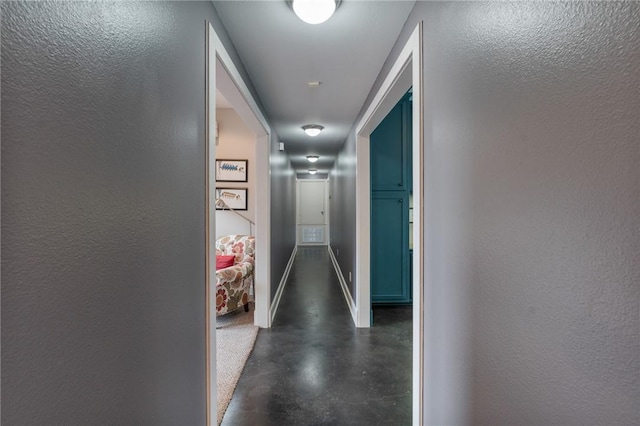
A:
[1, 2, 276, 424]
[270, 135, 297, 300]
[329, 133, 356, 298]
[333, 2, 640, 424]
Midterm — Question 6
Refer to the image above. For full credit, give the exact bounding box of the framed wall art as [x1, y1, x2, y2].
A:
[215, 188, 248, 211]
[215, 159, 248, 182]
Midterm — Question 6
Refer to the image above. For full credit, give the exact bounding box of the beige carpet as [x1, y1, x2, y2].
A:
[216, 304, 259, 425]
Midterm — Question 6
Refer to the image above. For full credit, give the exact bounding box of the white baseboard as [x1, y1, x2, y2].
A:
[328, 245, 357, 325]
[269, 245, 298, 325]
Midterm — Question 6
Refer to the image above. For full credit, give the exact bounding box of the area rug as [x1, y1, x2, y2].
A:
[216, 304, 259, 425]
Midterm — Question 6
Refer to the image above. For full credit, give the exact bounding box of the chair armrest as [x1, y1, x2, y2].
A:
[216, 262, 254, 286]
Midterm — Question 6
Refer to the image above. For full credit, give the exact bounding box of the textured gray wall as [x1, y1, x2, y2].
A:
[270, 133, 297, 300]
[334, 2, 640, 424]
[1, 2, 245, 424]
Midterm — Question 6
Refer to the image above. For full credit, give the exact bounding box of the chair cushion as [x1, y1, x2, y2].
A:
[216, 255, 236, 270]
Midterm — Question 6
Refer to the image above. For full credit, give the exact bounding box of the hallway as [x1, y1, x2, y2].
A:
[222, 246, 412, 425]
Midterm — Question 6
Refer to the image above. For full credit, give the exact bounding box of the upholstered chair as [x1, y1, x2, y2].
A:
[215, 235, 255, 317]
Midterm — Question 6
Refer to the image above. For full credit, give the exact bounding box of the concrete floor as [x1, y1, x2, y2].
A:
[221, 246, 412, 425]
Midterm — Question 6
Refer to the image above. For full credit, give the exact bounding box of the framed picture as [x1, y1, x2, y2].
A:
[215, 159, 248, 182]
[215, 188, 248, 211]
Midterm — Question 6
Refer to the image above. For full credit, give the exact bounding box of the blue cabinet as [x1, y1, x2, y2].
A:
[370, 92, 412, 305]
[370, 100, 410, 191]
[371, 192, 410, 303]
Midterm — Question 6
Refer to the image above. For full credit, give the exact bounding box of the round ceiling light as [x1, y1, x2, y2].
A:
[302, 124, 324, 137]
[308, 169, 318, 175]
[306, 155, 319, 163]
[293, 0, 336, 25]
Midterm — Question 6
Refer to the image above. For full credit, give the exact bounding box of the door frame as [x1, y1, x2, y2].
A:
[354, 23, 424, 424]
[206, 22, 272, 425]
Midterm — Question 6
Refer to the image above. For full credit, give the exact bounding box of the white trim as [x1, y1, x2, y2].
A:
[205, 23, 216, 426]
[354, 133, 371, 328]
[354, 23, 424, 426]
[328, 245, 357, 324]
[411, 24, 425, 426]
[213, 37, 269, 134]
[270, 245, 298, 324]
[254, 134, 271, 329]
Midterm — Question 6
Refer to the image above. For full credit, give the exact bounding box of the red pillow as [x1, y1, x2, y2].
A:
[216, 255, 236, 270]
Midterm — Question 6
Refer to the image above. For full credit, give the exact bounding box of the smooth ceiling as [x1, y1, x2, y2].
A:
[213, 1, 415, 177]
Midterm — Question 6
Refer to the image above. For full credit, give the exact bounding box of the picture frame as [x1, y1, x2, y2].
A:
[215, 187, 248, 211]
[215, 159, 248, 182]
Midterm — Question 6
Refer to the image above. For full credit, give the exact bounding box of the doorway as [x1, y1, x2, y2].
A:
[206, 21, 272, 425]
[354, 23, 424, 424]
[370, 91, 413, 307]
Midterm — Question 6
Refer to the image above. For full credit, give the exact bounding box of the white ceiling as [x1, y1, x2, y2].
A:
[213, 1, 415, 176]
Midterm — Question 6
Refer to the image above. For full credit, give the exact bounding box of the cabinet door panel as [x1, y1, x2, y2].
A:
[370, 101, 406, 191]
[371, 192, 410, 303]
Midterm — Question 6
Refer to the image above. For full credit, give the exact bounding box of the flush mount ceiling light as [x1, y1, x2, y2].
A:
[308, 169, 318, 175]
[302, 124, 324, 137]
[306, 155, 319, 163]
[292, 0, 337, 25]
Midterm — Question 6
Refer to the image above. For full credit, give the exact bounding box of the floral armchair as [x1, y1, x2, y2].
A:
[215, 235, 255, 317]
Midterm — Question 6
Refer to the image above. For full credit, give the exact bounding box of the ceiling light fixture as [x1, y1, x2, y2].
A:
[308, 169, 318, 175]
[292, 0, 336, 25]
[302, 124, 324, 137]
[306, 155, 319, 163]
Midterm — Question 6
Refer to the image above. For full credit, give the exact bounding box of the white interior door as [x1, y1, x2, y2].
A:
[297, 180, 328, 245]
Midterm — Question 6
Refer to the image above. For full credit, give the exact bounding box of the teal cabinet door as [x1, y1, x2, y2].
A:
[370, 100, 408, 191]
[371, 192, 410, 304]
